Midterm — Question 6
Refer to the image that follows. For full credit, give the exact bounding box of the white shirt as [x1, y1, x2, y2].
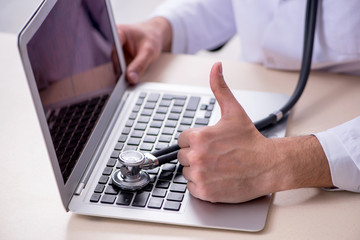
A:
[152, 0, 360, 192]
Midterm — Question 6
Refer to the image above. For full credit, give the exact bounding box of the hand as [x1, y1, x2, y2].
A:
[177, 62, 333, 203]
[117, 17, 172, 84]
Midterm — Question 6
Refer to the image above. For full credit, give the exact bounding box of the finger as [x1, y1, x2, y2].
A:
[177, 129, 191, 148]
[177, 148, 190, 167]
[209, 62, 244, 117]
[126, 45, 154, 84]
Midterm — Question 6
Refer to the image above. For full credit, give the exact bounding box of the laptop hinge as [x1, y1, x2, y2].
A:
[74, 182, 85, 195]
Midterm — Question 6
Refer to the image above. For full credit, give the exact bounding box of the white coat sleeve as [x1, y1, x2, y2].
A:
[314, 116, 360, 192]
[150, 0, 236, 54]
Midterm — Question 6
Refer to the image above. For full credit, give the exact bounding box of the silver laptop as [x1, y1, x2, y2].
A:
[18, 0, 289, 232]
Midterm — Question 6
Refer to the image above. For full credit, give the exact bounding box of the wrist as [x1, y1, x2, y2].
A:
[271, 135, 334, 192]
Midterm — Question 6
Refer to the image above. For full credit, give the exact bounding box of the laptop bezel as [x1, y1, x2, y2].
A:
[17, 0, 129, 210]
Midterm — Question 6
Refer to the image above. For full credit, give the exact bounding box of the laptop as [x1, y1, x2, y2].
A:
[18, 0, 289, 232]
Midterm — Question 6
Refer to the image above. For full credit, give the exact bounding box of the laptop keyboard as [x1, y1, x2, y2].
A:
[90, 92, 216, 211]
[47, 94, 109, 183]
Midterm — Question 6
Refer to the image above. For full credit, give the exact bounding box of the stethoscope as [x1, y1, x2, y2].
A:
[112, 144, 180, 190]
[112, 0, 318, 191]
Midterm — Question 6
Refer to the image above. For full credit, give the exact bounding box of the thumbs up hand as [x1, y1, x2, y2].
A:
[178, 62, 333, 203]
[178, 62, 277, 203]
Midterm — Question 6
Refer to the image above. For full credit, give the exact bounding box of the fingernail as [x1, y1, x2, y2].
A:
[128, 72, 139, 84]
[218, 62, 223, 76]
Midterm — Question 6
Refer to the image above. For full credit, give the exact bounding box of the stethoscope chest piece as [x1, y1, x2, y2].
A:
[112, 150, 150, 191]
[111, 145, 180, 191]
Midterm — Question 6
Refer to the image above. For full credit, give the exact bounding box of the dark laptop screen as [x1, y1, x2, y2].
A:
[27, 0, 121, 183]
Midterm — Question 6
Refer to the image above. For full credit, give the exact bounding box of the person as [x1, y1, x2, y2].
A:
[116, 0, 360, 203]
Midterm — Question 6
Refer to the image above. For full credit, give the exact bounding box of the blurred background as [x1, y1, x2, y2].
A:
[0, 0, 241, 61]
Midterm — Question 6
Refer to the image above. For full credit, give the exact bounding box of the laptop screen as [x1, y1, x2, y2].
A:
[26, 0, 121, 183]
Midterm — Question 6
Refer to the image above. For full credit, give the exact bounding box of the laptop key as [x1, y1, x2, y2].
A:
[147, 93, 160, 102]
[148, 197, 164, 209]
[132, 192, 150, 207]
[105, 185, 119, 195]
[128, 112, 137, 120]
[122, 127, 131, 135]
[165, 120, 177, 128]
[124, 145, 137, 151]
[162, 127, 175, 135]
[155, 142, 169, 150]
[164, 201, 181, 211]
[159, 171, 174, 180]
[170, 183, 187, 193]
[127, 137, 141, 146]
[90, 193, 101, 203]
[138, 116, 150, 123]
[98, 175, 109, 184]
[159, 100, 171, 107]
[173, 174, 187, 184]
[114, 142, 124, 150]
[195, 118, 209, 125]
[102, 167, 113, 176]
[159, 135, 172, 143]
[144, 102, 156, 109]
[162, 94, 187, 100]
[174, 99, 186, 106]
[100, 194, 116, 204]
[153, 113, 166, 121]
[94, 184, 105, 193]
[183, 110, 195, 118]
[136, 98, 144, 106]
[152, 188, 167, 198]
[162, 163, 176, 172]
[168, 113, 180, 120]
[140, 143, 154, 151]
[143, 183, 154, 192]
[204, 111, 212, 118]
[107, 158, 117, 167]
[156, 107, 168, 114]
[139, 92, 147, 99]
[130, 130, 144, 138]
[156, 180, 170, 189]
[134, 123, 147, 131]
[143, 135, 156, 143]
[171, 106, 183, 113]
[180, 118, 193, 125]
[186, 96, 200, 111]
[141, 109, 153, 116]
[177, 125, 190, 132]
[147, 128, 160, 136]
[116, 192, 134, 206]
[118, 135, 127, 142]
[166, 192, 184, 202]
[150, 121, 162, 128]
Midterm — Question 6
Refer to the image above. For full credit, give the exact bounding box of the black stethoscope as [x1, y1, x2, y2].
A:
[112, 0, 318, 191]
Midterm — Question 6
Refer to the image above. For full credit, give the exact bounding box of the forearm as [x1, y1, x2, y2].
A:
[271, 135, 334, 192]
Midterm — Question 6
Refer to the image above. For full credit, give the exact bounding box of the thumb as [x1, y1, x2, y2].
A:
[210, 62, 243, 117]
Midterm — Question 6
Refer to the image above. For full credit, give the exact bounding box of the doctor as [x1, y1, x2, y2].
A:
[117, 0, 360, 203]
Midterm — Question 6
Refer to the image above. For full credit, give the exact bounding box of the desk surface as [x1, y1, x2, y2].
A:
[1, 32, 359, 239]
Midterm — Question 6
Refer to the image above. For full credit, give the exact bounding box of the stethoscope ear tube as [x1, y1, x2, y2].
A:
[254, 0, 318, 131]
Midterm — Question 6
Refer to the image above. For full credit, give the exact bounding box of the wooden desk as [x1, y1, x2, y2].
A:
[1, 32, 359, 239]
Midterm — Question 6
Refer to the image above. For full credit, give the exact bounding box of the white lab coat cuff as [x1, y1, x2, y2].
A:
[314, 130, 360, 193]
